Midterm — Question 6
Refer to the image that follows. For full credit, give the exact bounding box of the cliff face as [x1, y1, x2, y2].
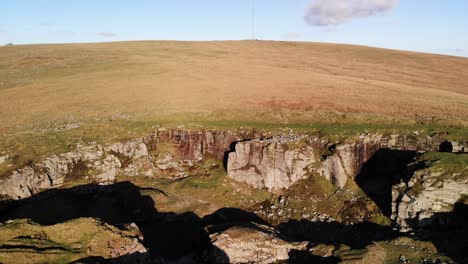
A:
[150, 128, 255, 161]
[391, 166, 468, 232]
[0, 139, 153, 200]
[0, 128, 255, 200]
[227, 135, 320, 192]
[0, 128, 465, 200]
[227, 133, 463, 190]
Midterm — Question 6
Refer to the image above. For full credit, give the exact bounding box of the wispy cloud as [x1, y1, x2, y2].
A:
[305, 0, 399, 26]
[97, 32, 116, 37]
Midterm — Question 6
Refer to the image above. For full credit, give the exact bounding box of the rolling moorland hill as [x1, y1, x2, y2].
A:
[1, 40, 468, 130]
[0, 41, 468, 263]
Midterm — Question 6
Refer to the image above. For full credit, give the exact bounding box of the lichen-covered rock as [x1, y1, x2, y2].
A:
[123, 157, 155, 177]
[227, 133, 466, 191]
[0, 154, 9, 165]
[227, 137, 317, 192]
[0, 139, 154, 200]
[0, 129, 465, 200]
[149, 128, 254, 161]
[210, 226, 308, 264]
[391, 167, 468, 232]
[320, 134, 382, 188]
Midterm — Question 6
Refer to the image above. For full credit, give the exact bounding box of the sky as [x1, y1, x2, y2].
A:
[1, 0, 467, 57]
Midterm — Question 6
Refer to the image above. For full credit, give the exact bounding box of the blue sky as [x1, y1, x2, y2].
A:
[1, 0, 467, 57]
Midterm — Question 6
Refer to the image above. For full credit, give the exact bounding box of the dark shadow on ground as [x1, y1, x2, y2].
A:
[202, 207, 273, 235]
[288, 250, 341, 264]
[408, 202, 468, 264]
[278, 219, 399, 249]
[355, 149, 420, 216]
[0, 182, 225, 263]
[1, 181, 466, 263]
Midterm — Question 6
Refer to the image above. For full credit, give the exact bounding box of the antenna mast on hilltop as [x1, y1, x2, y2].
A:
[251, 0, 255, 40]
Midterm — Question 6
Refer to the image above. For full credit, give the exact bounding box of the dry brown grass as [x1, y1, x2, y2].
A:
[1, 40, 467, 130]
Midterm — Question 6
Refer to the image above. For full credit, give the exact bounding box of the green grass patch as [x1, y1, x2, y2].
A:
[420, 152, 468, 171]
[1, 117, 466, 178]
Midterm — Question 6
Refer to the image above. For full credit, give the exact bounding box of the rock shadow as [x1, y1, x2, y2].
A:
[222, 140, 250, 171]
[1, 181, 466, 263]
[288, 250, 341, 264]
[278, 219, 399, 249]
[408, 202, 468, 264]
[0, 182, 227, 263]
[355, 149, 420, 216]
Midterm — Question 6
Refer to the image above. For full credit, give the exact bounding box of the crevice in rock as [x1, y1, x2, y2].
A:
[222, 140, 250, 171]
[355, 149, 421, 216]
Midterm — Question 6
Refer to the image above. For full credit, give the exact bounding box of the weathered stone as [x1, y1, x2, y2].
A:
[0, 154, 9, 165]
[210, 226, 307, 264]
[227, 138, 317, 191]
[0, 128, 466, 200]
[392, 167, 468, 231]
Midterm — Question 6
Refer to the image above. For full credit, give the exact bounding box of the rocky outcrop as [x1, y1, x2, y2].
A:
[319, 134, 382, 188]
[227, 135, 320, 192]
[148, 128, 255, 161]
[210, 226, 307, 264]
[0, 128, 255, 201]
[391, 166, 468, 232]
[227, 133, 466, 191]
[0, 128, 466, 200]
[0, 139, 152, 200]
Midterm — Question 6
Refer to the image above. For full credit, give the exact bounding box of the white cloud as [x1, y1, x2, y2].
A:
[305, 0, 399, 26]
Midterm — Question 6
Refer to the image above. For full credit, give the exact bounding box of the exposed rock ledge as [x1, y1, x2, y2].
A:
[209, 226, 308, 264]
[0, 128, 254, 200]
[391, 166, 468, 232]
[0, 128, 465, 200]
[227, 134, 465, 191]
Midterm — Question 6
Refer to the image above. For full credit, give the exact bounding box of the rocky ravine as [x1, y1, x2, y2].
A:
[228, 133, 465, 191]
[1, 129, 466, 233]
[0, 128, 466, 263]
[1, 128, 465, 200]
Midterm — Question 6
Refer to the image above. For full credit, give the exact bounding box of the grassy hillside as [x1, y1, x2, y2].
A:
[1, 40, 467, 132]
